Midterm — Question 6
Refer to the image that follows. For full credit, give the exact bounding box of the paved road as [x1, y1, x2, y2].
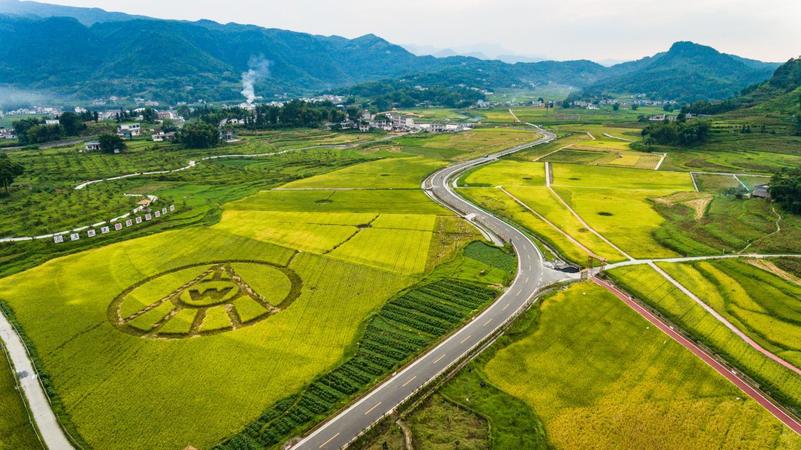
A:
[0, 311, 73, 449]
[291, 129, 560, 450]
[593, 277, 801, 434]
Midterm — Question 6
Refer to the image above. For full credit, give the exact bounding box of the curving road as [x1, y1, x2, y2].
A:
[291, 129, 561, 450]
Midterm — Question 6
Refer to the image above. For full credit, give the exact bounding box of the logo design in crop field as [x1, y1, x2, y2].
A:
[109, 261, 301, 339]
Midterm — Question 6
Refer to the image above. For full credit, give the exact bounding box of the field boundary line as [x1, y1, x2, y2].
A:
[647, 261, 801, 377]
[592, 276, 801, 435]
[508, 109, 521, 123]
[532, 144, 573, 162]
[654, 153, 667, 171]
[602, 132, 633, 142]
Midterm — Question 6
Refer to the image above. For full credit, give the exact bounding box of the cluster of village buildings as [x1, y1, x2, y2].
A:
[339, 111, 473, 133]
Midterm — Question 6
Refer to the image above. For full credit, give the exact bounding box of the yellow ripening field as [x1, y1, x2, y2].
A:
[462, 160, 546, 187]
[281, 156, 445, 189]
[483, 282, 801, 449]
[0, 228, 414, 449]
[552, 164, 694, 258]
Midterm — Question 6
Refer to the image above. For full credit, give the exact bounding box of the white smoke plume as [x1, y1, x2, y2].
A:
[241, 55, 271, 105]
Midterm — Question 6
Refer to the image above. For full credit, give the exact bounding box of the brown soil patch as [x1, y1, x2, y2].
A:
[748, 259, 801, 287]
[653, 192, 712, 220]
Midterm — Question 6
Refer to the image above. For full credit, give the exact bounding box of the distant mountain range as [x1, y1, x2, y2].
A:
[0, 0, 786, 105]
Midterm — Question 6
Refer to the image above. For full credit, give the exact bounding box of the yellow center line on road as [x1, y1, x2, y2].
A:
[433, 354, 446, 364]
[364, 401, 382, 416]
[402, 375, 417, 387]
[319, 432, 340, 448]
[460, 335, 472, 344]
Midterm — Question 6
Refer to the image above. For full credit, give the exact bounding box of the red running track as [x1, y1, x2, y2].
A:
[592, 277, 801, 435]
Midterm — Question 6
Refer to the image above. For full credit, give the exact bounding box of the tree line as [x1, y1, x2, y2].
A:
[12, 111, 98, 145]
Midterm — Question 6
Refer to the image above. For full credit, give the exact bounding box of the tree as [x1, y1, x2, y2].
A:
[179, 121, 219, 148]
[612, 103, 620, 111]
[794, 115, 801, 136]
[98, 134, 127, 154]
[631, 104, 639, 111]
[641, 120, 710, 146]
[770, 168, 801, 214]
[142, 108, 159, 123]
[59, 112, 86, 136]
[0, 153, 24, 194]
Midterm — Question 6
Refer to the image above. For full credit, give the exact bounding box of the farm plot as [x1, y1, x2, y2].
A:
[0, 226, 416, 449]
[608, 264, 801, 418]
[458, 282, 801, 449]
[461, 160, 545, 187]
[658, 259, 801, 366]
[227, 189, 445, 215]
[217, 191, 443, 274]
[394, 128, 540, 161]
[552, 164, 693, 258]
[280, 156, 445, 189]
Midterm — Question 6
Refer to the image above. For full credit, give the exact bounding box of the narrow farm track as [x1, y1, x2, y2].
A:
[0, 312, 74, 449]
[291, 129, 562, 450]
[592, 276, 801, 435]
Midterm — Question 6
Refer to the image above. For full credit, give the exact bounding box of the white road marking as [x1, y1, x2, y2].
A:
[318, 432, 340, 448]
[364, 402, 382, 415]
[460, 335, 472, 344]
[433, 354, 446, 364]
[483, 318, 493, 327]
[402, 376, 417, 387]
[502, 303, 511, 311]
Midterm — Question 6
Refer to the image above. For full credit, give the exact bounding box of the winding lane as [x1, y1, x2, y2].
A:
[291, 129, 560, 450]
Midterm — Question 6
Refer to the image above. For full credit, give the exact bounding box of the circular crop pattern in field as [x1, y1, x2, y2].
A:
[109, 260, 301, 339]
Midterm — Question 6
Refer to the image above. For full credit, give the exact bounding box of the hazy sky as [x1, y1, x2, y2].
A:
[45, 0, 801, 62]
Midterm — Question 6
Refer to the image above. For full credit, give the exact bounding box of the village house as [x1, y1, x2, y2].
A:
[45, 119, 60, 126]
[117, 123, 141, 139]
[152, 131, 177, 142]
[752, 184, 771, 199]
[220, 129, 238, 142]
[0, 128, 16, 140]
[83, 141, 101, 152]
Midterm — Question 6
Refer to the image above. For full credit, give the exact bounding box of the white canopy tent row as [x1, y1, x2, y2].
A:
[0, 196, 174, 244]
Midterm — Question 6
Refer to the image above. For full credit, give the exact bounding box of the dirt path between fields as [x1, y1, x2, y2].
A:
[508, 109, 521, 123]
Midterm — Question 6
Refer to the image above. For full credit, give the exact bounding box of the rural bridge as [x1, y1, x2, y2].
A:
[291, 129, 569, 449]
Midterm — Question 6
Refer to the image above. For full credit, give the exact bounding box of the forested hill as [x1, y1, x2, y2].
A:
[581, 42, 780, 102]
[0, 7, 624, 105]
[0, 0, 782, 104]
